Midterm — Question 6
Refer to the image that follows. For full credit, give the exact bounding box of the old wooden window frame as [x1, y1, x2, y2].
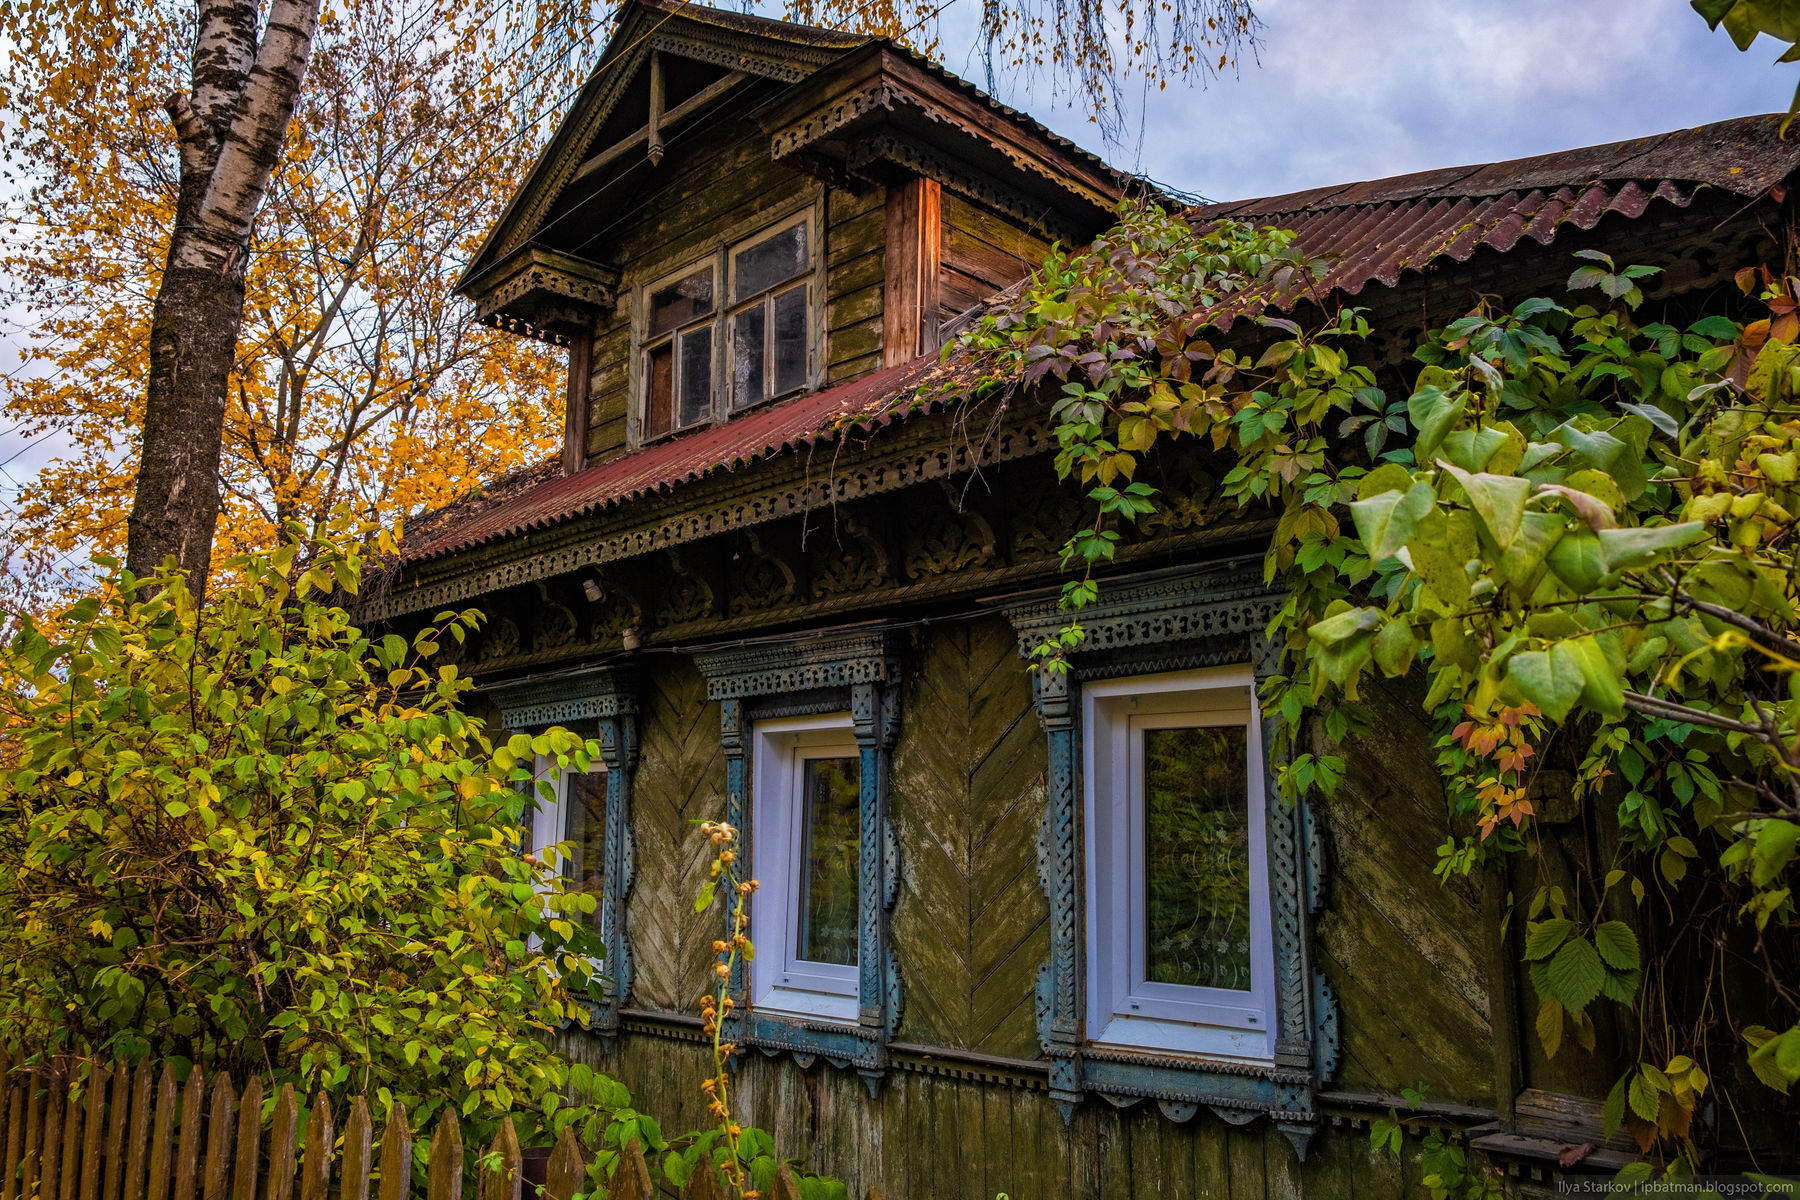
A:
[484, 665, 640, 1036]
[1005, 562, 1340, 1158]
[1084, 667, 1278, 1059]
[725, 209, 816, 413]
[628, 194, 826, 447]
[693, 630, 902, 1095]
[748, 713, 862, 1023]
[526, 753, 611, 944]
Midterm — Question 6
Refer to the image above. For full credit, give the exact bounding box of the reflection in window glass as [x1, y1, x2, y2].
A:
[1143, 725, 1251, 991]
[797, 755, 860, 966]
[732, 306, 765, 410]
[563, 773, 608, 928]
[645, 343, 673, 439]
[773, 286, 809, 395]
[678, 327, 712, 428]
[648, 267, 714, 338]
[733, 222, 809, 302]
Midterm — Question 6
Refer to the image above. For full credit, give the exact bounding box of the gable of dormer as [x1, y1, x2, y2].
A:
[459, 0, 1129, 476]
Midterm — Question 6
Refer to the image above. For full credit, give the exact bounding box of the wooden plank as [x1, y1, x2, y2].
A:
[828, 246, 884, 303]
[1224, 1123, 1266, 1200]
[59, 1074, 83, 1200]
[827, 283, 884, 336]
[21, 1070, 43, 1200]
[825, 317, 882, 382]
[541, 1128, 582, 1200]
[79, 1065, 106, 1200]
[120, 1064, 153, 1200]
[375, 1103, 411, 1200]
[605, 1138, 650, 1200]
[172, 1069, 205, 1200]
[230, 1078, 261, 1200]
[40, 1077, 65, 1200]
[881, 177, 940, 366]
[202, 1075, 233, 1200]
[340, 1098, 373, 1200]
[144, 1066, 176, 1200]
[478, 1118, 518, 1200]
[562, 331, 594, 477]
[265, 1086, 299, 1200]
[425, 1112, 461, 1200]
[100, 1063, 128, 1200]
[1, 1052, 21, 1200]
[298, 1095, 331, 1200]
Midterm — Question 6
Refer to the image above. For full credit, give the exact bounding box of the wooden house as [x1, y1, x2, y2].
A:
[371, 3, 1800, 1192]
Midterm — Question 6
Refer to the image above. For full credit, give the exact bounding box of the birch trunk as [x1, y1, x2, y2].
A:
[126, 0, 320, 596]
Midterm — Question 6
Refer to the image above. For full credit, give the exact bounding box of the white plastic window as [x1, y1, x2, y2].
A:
[748, 713, 860, 1023]
[1083, 666, 1275, 1060]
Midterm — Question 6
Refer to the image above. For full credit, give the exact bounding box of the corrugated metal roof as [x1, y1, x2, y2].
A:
[403, 356, 947, 563]
[1197, 114, 1797, 300]
[406, 114, 1800, 569]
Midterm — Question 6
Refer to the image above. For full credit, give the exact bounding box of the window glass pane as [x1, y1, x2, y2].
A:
[645, 343, 673, 439]
[732, 304, 766, 410]
[772, 286, 808, 395]
[678, 327, 712, 427]
[562, 772, 608, 891]
[647, 266, 714, 338]
[1143, 725, 1252, 991]
[797, 755, 860, 966]
[733, 221, 809, 302]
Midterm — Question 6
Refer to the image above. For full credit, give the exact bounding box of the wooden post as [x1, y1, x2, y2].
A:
[59, 1074, 83, 1200]
[40, 1076, 65, 1200]
[425, 1113, 461, 1200]
[265, 1086, 299, 1200]
[340, 1097, 372, 1200]
[229, 1078, 260, 1200]
[299, 1094, 332, 1200]
[0, 1050, 18, 1200]
[646, 52, 665, 166]
[561, 328, 593, 477]
[20, 1071, 42, 1200]
[144, 1066, 176, 1200]
[541, 1128, 583, 1200]
[374, 1104, 411, 1200]
[100, 1064, 128, 1200]
[120, 1064, 153, 1200]
[606, 1139, 650, 1200]
[201, 1076, 233, 1200]
[79, 1065, 106, 1200]
[172, 1068, 204, 1200]
[478, 1119, 519, 1200]
[882, 176, 943, 366]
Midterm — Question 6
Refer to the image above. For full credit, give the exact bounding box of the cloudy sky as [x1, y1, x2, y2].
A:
[938, 0, 1795, 202]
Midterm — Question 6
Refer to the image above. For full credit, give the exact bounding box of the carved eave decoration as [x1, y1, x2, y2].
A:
[458, 0, 864, 294]
[757, 42, 1128, 237]
[465, 244, 621, 346]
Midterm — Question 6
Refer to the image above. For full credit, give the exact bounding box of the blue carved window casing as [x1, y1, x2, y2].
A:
[1003, 562, 1340, 1158]
[484, 665, 640, 1035]
[692, 631, 903, 1095]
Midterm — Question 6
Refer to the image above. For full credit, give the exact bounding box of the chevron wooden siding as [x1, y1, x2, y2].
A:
[888, 618, 1048, 1059]
[627, 659, 728, 1012]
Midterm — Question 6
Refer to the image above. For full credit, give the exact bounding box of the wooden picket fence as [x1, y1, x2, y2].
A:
[0, 1055, 804, 1200]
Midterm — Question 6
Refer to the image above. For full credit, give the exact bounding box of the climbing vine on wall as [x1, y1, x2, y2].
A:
[940, 199, 1800, 1176]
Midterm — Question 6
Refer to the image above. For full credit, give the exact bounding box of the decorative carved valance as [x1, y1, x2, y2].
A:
[467, 245, 620, 345]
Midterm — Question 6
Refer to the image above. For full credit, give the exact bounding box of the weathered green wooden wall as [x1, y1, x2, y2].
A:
[590, 616, 1507, 1197]
[938, 192, 1054, 326]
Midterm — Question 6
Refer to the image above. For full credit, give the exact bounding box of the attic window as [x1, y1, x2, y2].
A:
[636, 210, 817, 443]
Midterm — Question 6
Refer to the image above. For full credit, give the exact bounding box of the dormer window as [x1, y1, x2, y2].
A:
[637, 210, 817, 442]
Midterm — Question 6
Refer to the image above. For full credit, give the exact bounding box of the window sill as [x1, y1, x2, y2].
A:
[753, 984, 858, 1025]
[1090, 1014, 1273, 1063]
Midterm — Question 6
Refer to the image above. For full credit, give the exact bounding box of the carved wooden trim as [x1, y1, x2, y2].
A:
[484, 664, 641, 1032]
[694, 631, 904, 1092]
[1004, 562, 1338, 1156]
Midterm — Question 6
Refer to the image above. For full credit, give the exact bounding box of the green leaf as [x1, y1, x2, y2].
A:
[1565, 636, 1625, 717]
[694, 881, 716, 913]
[1371, 619, 1419, 678]
[1604, 1077, 1628, 1137]
[1594, 921, 1641, 972]
[1546, 526, 1607, 593]
[1536, 998, 1565, 1058]
[1509, 645, 1586, 723]
[1628, 1070, 1659, 1122]
[1523, 917, 1574, 961]
[1545, 937, 1607, 1013]
[1752, 819, 1800, 887]
[1349, 482, 1437, 561]
[1408, 386, 1467, 459]
[1439, 463, 1529, 551]
[1307, 607, 1383, 686]
[1619, 402, 1680, 438]
[1441, 427, 1512, 473]
[1595, 523, 1710, 573]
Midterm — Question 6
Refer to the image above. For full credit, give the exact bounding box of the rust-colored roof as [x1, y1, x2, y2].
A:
[408, 114, 1799, 571]
[1197, 114, 1797, 299]
[403, 356, 946, 563]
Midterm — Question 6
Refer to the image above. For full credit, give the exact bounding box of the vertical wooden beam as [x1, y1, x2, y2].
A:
[229, 1078, 261, 1200]
[646, 52, 665, 166]
[562, 328, 593, 477]
[882, 177, 942, 366]
[374, 1104, 411, 1200]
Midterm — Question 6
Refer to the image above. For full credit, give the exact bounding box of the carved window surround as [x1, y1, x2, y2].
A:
[1003, 561, 1339, 1158]
[465, 245, 621, 346]
[484, 664, 641, 1034]
[692, 631, 904, 1094]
